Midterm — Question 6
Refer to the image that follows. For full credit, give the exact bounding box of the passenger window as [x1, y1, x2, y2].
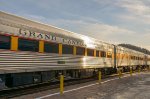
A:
[107, 52, 112, 58]
[62, 44, 73, 54]
[131, 56, 135, 60]
[136, 57, 138, 60]
[133, 56, 136, 60]
[96, 50, 99, 57]
[101, 51, 106, 57]
[0, 35, 11, 49]
[18, 38, 39, 52]
[44, 42, 59, 53]
[87, 49, 94, 56]
[76, 47, 85, 55]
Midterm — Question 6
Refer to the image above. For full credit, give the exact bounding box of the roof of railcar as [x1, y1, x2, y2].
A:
[0, 11, 113, 46]
[117, 45, 146, 55]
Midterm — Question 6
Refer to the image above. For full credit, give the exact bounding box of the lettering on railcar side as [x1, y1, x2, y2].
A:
[19, 29, 28, 36]
[29, 31, 36, 37]
[19, 29, 86, 47]
[37, 33, 43, 39]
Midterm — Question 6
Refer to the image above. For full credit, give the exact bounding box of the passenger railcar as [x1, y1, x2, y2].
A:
[0, 11, 149, 89]
[116, 46, 147, 71]
[0, 11, 115, 88]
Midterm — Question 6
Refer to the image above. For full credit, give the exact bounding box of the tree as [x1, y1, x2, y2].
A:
[118, 44, 150, 55]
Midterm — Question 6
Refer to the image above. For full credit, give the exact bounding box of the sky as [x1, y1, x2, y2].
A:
[0, 0, 150, 50]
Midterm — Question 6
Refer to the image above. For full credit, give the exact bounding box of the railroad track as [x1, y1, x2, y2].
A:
[0, 77, 97, 98]
[0, 70, 145, 99]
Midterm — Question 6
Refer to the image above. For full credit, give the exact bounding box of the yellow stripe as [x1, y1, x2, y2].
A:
[73, 46, 76, 55]
[85, 48, 87, 56]
[94, 50, 96, 57]
[39, 40, 44, 53]
[11, 36, 18, 51]
[59, 44, 62, 55]
[112, 53, 114, 59]
[99, 51, 101, 57]
[106, 51, 108, 58]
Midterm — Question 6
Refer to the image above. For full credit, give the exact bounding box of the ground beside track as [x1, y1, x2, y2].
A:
[12, 72, 150, 99]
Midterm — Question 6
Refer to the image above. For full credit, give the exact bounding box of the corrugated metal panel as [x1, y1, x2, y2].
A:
[0, 50, 114, 74]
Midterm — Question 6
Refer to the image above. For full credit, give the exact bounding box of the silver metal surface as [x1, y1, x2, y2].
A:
[0, 11, 149, 74]
[0, 49, 114, 74]
[0, 11, 114, 50]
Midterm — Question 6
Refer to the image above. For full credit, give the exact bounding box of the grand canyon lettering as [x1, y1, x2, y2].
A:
[19, 29, 86, 47]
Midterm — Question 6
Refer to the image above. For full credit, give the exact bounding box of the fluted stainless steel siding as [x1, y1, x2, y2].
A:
[0, 49, 114, 74]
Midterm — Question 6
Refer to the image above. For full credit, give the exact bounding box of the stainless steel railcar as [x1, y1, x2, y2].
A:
[0, 11, 149, 89]
[116, 46, 148, 72]
[0, 11, 115, 89]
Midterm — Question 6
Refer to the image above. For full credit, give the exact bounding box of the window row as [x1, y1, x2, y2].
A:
[0, 35, 112, 58]
[130, 56, 144, 60]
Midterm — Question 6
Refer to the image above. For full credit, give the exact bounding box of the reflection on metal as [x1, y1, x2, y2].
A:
[82, 36, 95, 49]
[0, 11, 115, 51]
[0, 11, 149, 74]
[82, 57, 86, 67]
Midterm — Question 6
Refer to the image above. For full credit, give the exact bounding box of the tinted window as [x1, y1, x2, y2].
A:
[133, 56, 136, 60]
[76, 47, 85, 55]
[135, 57, 138, 60]
[96, 50, 99, 57]
[101, 51, 106, 57]
[87, 49, 94, 56]
[107, 52, 112, 58]
[142, 58, 143, 60]
[44, 42, 59, 53]
[131, 56, 135, 60]
[18, 38, 39, 52]
[0, 35, 11, 49]
[62, 45, 73, 54]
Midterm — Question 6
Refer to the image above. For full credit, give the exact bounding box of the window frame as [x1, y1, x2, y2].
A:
[107, 51, 112, 58]
[18, 37, 39, 52]
[44, 41, 59, 54]
[96, 50, 99, 57]
[62, 44, 73, 55]
[76, 46, 85, 56]
[101, 51, 106, 57]
[0, 34, 11, 50]
[87, 48, 94, 56]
